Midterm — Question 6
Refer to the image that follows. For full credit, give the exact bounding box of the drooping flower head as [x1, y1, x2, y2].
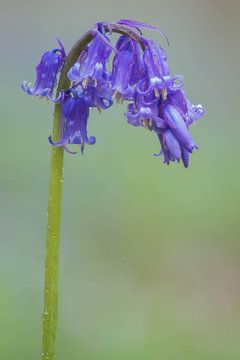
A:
[22, 39, 65, 100]
[49, 89, 95, 154]
[22, 19, 205, 167]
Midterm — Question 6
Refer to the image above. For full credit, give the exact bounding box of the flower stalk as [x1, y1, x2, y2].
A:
[42, 104, 64, 360]
[21, 20, 204, 360]
[41, 31, 94, 360]
[41, 24, 144, 360]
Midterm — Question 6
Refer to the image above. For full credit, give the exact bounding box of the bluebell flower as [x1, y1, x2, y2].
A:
[153, 90, 204, 167]
[125, 92, 164, 127]
[49, 90, 95, 154]
[22, 39, 65, 100]
[68, 35, 112, 85]
[112, 36, 135, 97]
[137, 39, 184, 97]
[22, 19, 204, 166]
[82, 80, 113, 109]
[112, 36, 143, 100]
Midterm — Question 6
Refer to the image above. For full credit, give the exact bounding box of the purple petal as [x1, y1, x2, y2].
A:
[186, 102, 205, 126]
[163, 130, 181, 162]
[49, 93, 96, 152]
[162, 103, 198, 152]
[112, 37, 135, 94]
[22, 42, 65, 99]
[68, 35, 112, 83]
[181, 147, 189, 168]
[116, 19, 169, 45]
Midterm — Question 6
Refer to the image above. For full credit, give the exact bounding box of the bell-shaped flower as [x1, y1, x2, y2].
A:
[138, 39, 184, 97]
[125, 92, 164, 128]
[49, 90, 95, 154]
[161, 102, 197, 153]
[153, 90, 204, 167]
[167, 88, 204, 126]
[112, 36, 143, 100]
[22, 39, 65, 100]
[68, 35, 112, 85]
[83, 80, 114, 109]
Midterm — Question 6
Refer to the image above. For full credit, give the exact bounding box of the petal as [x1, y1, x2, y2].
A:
[162, 103, 198, 152]
[181, 147, 189, 168]
[112, 37, 135, 93]
[169, 89, 188, 114]
[143, 40, 169, 80]
[186, 102, 205, 126]
[116, 19, 169, 45]
[163, 130, 181, 161]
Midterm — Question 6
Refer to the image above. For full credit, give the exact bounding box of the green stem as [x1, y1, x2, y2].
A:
[41, 31, 94, 360]
[42, 104, 64, 360]
[41, 24, 143, 360]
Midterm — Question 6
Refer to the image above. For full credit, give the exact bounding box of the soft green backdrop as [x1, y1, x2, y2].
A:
[1, 0, 240, 359]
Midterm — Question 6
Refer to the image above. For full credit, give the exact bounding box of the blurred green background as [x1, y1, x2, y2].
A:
[1, 0, 240, 359]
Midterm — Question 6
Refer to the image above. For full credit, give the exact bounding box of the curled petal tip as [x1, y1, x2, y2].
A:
[117, 19, 169, 45]
[21, 80, 28, 92]
[89, 136, 96, 145]
[56, 37, 66, 58]
[170, 75, 184, 90]
[196, 104, 205, 116]
[48, 135, 54, 145]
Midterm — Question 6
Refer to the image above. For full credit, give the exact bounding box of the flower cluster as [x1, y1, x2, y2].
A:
[22, 20, 204, 167]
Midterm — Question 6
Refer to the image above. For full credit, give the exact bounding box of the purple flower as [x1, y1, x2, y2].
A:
[112, 36, 143, 100]
[138, 39, 184, 96]
[153, 90, 204, 167]
[159, 130, 182, 163]
[162, 103, 197, 153]
[82, 80, 113, 109]
[22, 20, 204, 166]
[125, 92, 164, 128]
[22, 39, 65, 100]
[125, 85, 204, 167]
[49, 90, 95, 154]
[68, 35, 112, 84]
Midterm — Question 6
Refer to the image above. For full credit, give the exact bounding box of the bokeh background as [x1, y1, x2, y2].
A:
[1, 0, 240, 359]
